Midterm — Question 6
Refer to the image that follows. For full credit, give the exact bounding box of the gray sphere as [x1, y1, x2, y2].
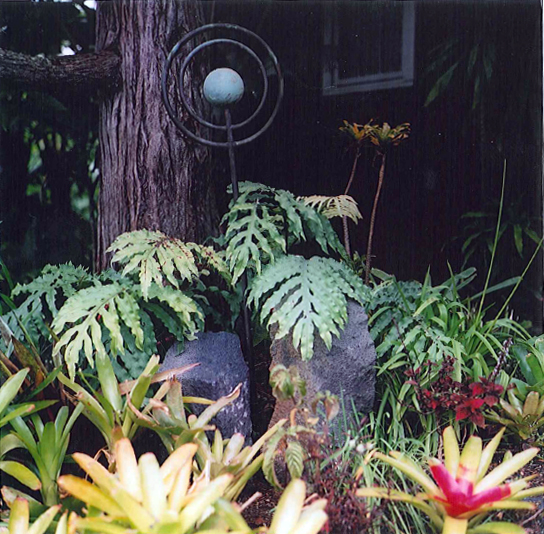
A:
[203, 68, 245, 106]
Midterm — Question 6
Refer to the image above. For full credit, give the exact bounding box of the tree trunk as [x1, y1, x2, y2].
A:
[95, 0, 218, 271]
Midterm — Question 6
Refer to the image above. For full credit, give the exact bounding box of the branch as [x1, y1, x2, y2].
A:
[0, 48, 121, 92]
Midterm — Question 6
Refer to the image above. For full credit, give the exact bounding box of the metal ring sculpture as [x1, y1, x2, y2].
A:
[161, 23, 284, 148]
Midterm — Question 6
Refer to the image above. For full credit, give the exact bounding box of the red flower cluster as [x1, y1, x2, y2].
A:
[406, 357, 503, 427]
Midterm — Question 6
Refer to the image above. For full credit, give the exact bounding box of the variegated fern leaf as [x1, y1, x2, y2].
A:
[223, 182, 346, 284]
[52, 277, 204, 378]
[108, 230, 230, 299]
[300, 194, 362, 223]
[248, 255, 367, 360]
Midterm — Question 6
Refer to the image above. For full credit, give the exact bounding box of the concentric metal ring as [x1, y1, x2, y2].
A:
[161, 23, 284, 148]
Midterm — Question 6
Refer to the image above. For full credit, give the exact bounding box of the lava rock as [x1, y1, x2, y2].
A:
[268, 301, 376, 431]
[161, 332, 252, 441]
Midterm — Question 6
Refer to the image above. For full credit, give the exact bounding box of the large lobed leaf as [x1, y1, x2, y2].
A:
[52, 281, 144, 378]
[109, 230, 210, 300]
[248, 255, 367, 360]
[223, 182, 347, 284]
[4, 263, 91, 345]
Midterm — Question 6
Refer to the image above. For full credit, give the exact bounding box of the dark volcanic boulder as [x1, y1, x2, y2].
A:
[269, 301, 376, 429]
[161, 332, 252, 441]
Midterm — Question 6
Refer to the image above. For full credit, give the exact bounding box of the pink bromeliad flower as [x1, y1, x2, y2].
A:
[358, 426, 544, 534]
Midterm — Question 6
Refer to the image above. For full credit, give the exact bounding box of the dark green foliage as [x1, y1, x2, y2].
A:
[366, 268, 528, 444]
[0, 3, 97, 280]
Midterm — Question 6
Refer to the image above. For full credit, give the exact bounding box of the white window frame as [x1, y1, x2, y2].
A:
[323, 3, 416, 96]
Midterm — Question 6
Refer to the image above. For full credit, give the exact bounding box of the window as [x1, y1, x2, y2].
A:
[323, 3, 415, 95]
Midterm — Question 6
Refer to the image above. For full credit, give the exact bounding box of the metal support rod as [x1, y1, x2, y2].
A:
[225, 108, 255, 410]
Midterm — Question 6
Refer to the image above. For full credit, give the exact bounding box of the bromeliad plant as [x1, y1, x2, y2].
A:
[0, 498, 69, 534]
[358, 425, 544, 534]
[0, 369, 57, 498]
[192, 420, 287, 501]
[7, 404, 83, 506]
[57, 354, 213, 464]
[487, 387, 544, 442]
[57, 437, 328, 534]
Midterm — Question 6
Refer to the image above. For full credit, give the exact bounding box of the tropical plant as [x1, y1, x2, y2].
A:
[57, 437, 328, 534]
[248, 255, 367, 361]
[49, 231, 230, 379]
[510, 337, 544, 394]
[0, 497, 69, 534]
[129, 375, 239, 453]
[130, 376, 286, 499]
[193, 420, 286, 501]
[57, 354, 212, 463]
[7, 404, 83, 506]
[363, 121, 410, 284]
[0, 316, 50, 388]
[487, 387, 544, 442]
[1, 263, 92, 351]
[407, 357, 504, 429]
[301, 193, 363, 259]
[0, 369, 56, 497]
[263, 365, 340, 488]
[338, 119, 373, 256]
[366, 269, 522, 445]
[223, 181, 346, 284]
[358, 425, 544, 534]
[300, 195, 362, 225]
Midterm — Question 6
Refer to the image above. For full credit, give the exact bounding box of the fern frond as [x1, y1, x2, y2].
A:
[223, 182, 347, 284]
[300, 195, 362, 223]
[52, 280, 144, 378]
[52, 276, 205, 379]
[248, 256, 367, 361]
[108, 230, 199, 299]
[223, 203, 285, 284]
[147, 284, 204, 338]
[8, 264, 92, 342]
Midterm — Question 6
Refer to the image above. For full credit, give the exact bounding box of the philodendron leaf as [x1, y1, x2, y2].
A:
[248, 256, 367, 360]
[108, 230, 203, 299]
[52, 281, 144, 378]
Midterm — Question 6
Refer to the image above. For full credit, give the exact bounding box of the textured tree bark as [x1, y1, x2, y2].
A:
[0, 49, 120, 90]
[95, 0, 218, 271]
